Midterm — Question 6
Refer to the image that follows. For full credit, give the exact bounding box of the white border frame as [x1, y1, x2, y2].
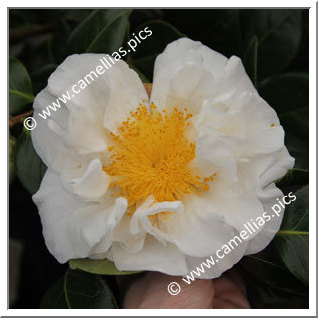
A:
[3, 1, 316, 316]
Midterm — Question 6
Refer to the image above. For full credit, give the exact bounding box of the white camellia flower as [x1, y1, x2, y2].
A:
[32, 38, 294, 278]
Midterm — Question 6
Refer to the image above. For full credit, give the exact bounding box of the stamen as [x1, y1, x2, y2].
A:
[103, 102, 214, 215]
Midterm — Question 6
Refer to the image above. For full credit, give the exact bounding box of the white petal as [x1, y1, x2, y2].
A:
[195, 125, 238, 181]
[245, 184, 285, 255]
[128, 195, 241, 259]
[162, 195, 241, 258]
[242, 147, 295, 189]
[246, 126, 285, 156]
[151, 38, 226, 112]
[185, 236, 248, 280]
[129, 196, 184, 245]
[111, 237, 188, 275]
[194, 102, 247, 141]
[33, 54, 148, 162]
[48, 54, 148, 134]
[102, 60, 149, 132]
[31, 88, 82, 172]
[111, 214, 147, 254]
[194, 186, 264, 238]
[66, 159, 109, 200]
[151, 38, 256, 115]
[33, 168, 127, 263]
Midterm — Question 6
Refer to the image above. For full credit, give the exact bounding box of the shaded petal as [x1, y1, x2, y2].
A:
[184, 235, 248, 280]
[111, 238, 188, 275]
[241, 147, 295, 189]
[195, 125, 238, 181]
[245, 184, 285, 255]
[111, 214, 147, 254]
[32, 88, 81, 172]
[151, 38, 256, 115]
[102, 60, 149, 132]
[48, 54, 148, 136]
[66, 159, 110, 200]
[33, 168, 127, 263]
[162, 195, 241, 258]
[128, 195, 241, 258]
[33, 54, 148, 165]
[129, 196, 184, 245]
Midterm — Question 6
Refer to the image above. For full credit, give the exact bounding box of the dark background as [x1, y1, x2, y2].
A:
[9, 8, 309, 309]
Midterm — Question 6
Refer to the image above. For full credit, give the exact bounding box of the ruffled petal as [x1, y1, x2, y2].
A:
[184, 236, 248, 280]
[33, 168, 127, 263]
[195, 125, 238, 181]
[32, 54, 148, 167]
[245, 184, 285, 255]
[161, 195, 242, 258]
[63, 159, 110, 201]
[32, 88, 81, 172]
[151, 38, 256, 115]
[111, 238, 188, 275]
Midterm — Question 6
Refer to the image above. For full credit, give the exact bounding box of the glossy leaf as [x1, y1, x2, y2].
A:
[275, 185, 309, 285]
[31, 63, 57, 94]
[67, 9, 132, 54]
[69, 258, 141, 276]
[276, 168, 309, 190]
[40, 276, 68, 308]
[9, 57, 34, 115]
[259, 73, 309, 169]
[247, 282, 308, 309]
[164, 10, 242, 58]
[201, 9, 242, 57]
[243, 35, 258, 85]
[15, 128, 47, 194]
[65, 9, 94, 22]
[9, 135, 16, 184]
[241, 9, 302, 79]
[240, 251, 308, 295]
[49, 19, 72, 64]
[40, 269, 117, 309]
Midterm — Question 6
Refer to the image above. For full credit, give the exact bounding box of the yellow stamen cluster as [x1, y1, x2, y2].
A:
[103, 102, 214, 215]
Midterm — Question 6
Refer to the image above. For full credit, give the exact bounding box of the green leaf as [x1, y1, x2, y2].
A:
[9, 135, 16, 184]
[31, 63, 57, 95]
[241, 9, 302, 79]
[48, 19, 72, 64]
[276, 168, 309, 190]
[41, 269, 117, 309]
[246, 282, 308, 309]
[69, 258, 141, 276]
[15, 128, 47, 194]
[201, 9, 242, 57]
[40, 276, 68, 308]
[275, 185, 309, 285]
[243, 35, 258, 85]
[285, 134, 309, 170]
[65, 9, 94, 22]
[9, 57, 34, 115]
[240, 251, 308, 295]
[67, 9, 132, 54]
[259, 73, 309, 169]
[131, 20, 185, 80]
[163, 10, 241, 57]
[259, 73, 308, 123]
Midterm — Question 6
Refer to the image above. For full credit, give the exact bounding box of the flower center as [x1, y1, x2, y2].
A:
[103, 102, 214, 215]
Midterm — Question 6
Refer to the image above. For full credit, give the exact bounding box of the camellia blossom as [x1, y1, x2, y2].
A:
[32, 38, 294, 278]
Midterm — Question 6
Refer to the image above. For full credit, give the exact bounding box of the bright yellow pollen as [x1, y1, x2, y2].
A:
[103, 102, 214, 215]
